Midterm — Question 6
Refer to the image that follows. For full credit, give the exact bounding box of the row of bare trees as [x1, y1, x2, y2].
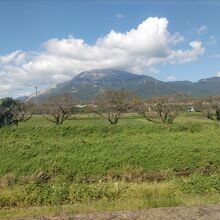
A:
[1, 90, 220, 127]
[34, 91, 182, 126]
[94, 91, 220, 125]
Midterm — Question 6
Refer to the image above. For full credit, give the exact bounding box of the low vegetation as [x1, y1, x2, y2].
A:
[1, 92, 220, 218]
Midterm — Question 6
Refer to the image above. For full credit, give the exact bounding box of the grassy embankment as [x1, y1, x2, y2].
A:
[0, 113, 220, 218]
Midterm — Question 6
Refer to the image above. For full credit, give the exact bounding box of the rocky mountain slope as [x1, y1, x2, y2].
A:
[31, 69, 220, 102]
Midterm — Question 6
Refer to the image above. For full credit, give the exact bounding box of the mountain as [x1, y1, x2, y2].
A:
[194, 77, 220, 94]
[30, 69, 220, 102]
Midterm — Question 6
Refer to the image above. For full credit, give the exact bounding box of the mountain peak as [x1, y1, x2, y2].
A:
[198, 77, 220, 83]
[77, 69, 115, 80]
[28, 69, 220, 102]
[75, 68, 136, 80]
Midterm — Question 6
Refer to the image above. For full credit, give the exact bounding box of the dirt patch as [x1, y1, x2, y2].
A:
[15, 204, 220, 220]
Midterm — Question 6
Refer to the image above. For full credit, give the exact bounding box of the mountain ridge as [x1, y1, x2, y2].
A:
[30, 69, 220, 102]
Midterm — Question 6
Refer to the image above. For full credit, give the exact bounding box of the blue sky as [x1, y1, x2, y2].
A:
[0, 0, 220, 97]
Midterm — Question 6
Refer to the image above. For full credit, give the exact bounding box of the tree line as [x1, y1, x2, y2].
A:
[1, 89, 220, 127]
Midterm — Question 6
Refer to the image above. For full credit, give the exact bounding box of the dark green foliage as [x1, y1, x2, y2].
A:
[0, 97, 32, 128]
[0, 97, 17, 127]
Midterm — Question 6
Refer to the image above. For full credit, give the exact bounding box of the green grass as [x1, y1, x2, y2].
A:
[0, 112, 220, 217]
[1, 179, 220, 219]
[0, 113, 220, 178]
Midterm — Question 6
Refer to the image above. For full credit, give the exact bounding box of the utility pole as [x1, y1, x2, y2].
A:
[35, 86, 38, 105]
[35, 86, 38, 97]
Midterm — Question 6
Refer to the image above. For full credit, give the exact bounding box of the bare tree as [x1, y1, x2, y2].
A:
[133, 94, 188, 124]
[195, 96, 220, 121]
[152, 96, 180, 124]
[11, 102, 33, 126]
[133, 93, 191, 124]
[94, 89, 133, 125]
[40, 94, 76, 125]
[132, 97, 159, 123]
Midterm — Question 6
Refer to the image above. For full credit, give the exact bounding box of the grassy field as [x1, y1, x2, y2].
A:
[0, 112, 220, 218]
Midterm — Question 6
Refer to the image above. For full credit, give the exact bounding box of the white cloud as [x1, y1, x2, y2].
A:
[0, 50, 27, 65]
[166, 75, 176, 81]
[207, 35, 217, 45]
[0, 17, 204, 97]
[168, 41, 204, 64]
[116, 13, 125, 19]
[196, 25, 208, 34]
[216, 72, 220, 77]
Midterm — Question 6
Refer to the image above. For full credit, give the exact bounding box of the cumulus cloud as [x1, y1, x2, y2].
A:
[169, 41, 204, 64]
[0, 17, 204, 97]
[216, 72, 220, 77]
[0, 50, 27, 65]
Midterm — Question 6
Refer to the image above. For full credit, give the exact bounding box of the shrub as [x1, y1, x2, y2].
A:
[180, 173, 220, 194]
[69, 182, 126, 202]
[24, 181, 69, 206]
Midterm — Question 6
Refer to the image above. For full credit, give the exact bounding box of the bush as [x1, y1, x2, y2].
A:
[69, 182, 126, 202]
[24, 181, 69, 206]
[181, 173, 220, 194]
